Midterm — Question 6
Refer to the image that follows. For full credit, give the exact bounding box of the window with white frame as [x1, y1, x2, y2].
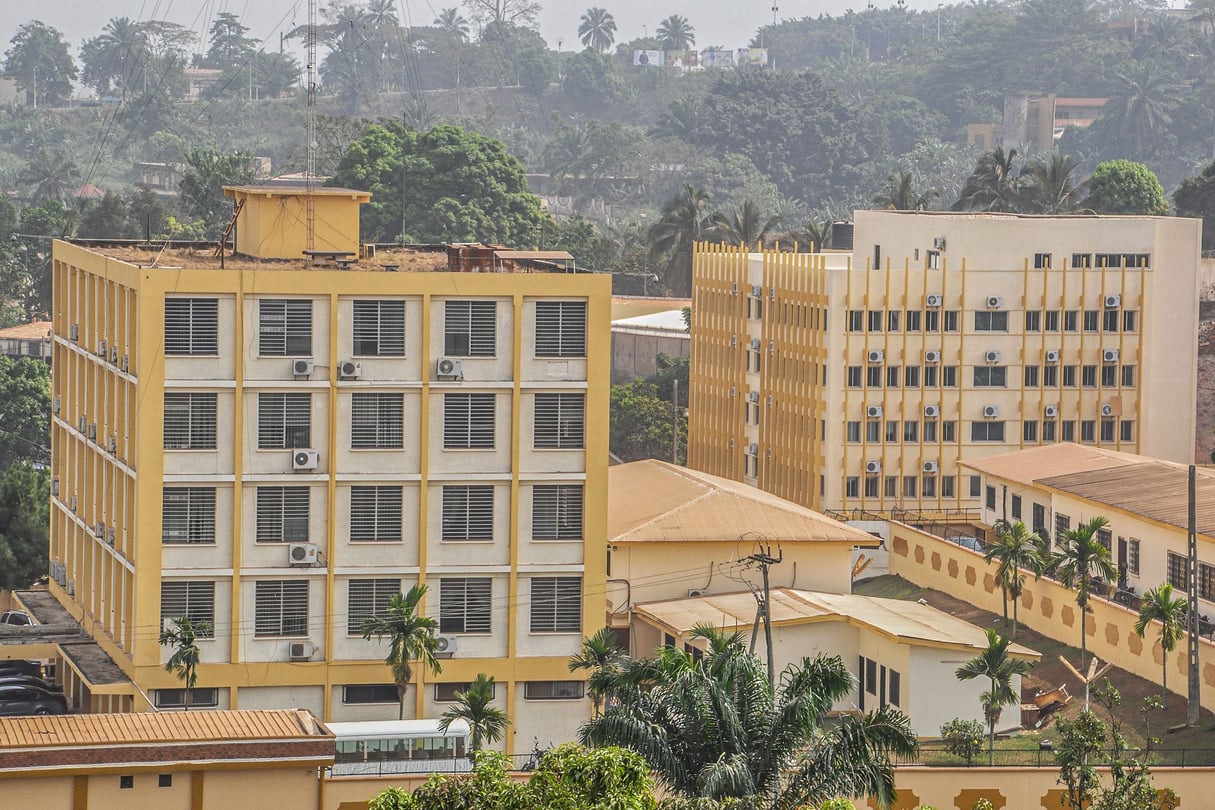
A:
[351, 392, 404, 449]
[441, 485, 494, 541]
[444, 300, 496, 357]
[255, 486, 310, 543]
[443, 393, 496, 449]
[350, 486, 403, 542]
[161, 581, 216, 638]
[254, 580, 309, 637]
[529, 576, 582, 633]
[524, 681, 585, 700]
[534, 393, 585, 449]
[352, 300, 405, 356]
[164, 298, 218, 355]
[257, 392, 312, 449]
[258, 299, 313, 356]
[164, 393, 217, 449]
[162, 487, 216, 544]
[347, 578, 400, 634]
[439, 578, 492, 633]
[532, 484, 583, 541]
[535, 301, 587, 358]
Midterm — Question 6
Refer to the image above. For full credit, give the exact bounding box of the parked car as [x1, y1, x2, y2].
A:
[0, 660, 44, 678]
[0, 675, 62, 692]
[0, 684, 68, 716]
[0, 610, 32, 626]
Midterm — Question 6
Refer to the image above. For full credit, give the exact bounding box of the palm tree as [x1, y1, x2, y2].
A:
[20, 150, 81, 205]
[159, 616, 211, 711]
[255, 51, 300, 98]
[953, 147, 1020, 212]
[1018, 152, 1088, 214]
[872, 171, 938, 211]
[1101, 61, 1183, 157]
[434, 7, 470, 41]
[360, 584, 443, 720]
[578, 8, 617, 52]
[80, 16, 150, 100]
[708, 200, 782, 248]
[649, 96, 702, 140]
[955, 629, 1032, 765]
[568, 626, 626, 716]
[581, 626, 917, 809]
[656, 15, 696, 51]
[1052, 516, 1117, 669]
[984, 520, 1044, 640]
[648, 184, 712, 297]
[1134, 583, 1187, 708]
[438, 673, 510, 754]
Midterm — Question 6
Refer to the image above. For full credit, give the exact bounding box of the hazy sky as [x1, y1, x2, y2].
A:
[1, 0, 946, 66]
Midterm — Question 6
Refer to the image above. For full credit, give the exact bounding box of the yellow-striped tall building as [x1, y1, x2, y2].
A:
[48, 186, 609, 751]
[688, 210, 1201, 513]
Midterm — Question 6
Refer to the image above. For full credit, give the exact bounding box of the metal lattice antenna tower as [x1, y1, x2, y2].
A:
[305, 0, 317, 251]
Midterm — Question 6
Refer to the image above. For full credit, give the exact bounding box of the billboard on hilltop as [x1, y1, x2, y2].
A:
[632, 50, 663, 66]
[700, 48, 734, 68]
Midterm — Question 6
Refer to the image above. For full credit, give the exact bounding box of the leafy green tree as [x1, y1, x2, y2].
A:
[1172, 159, 1215, 250]
[11, 200, 69, 319]
[656, 15, 696, 51]
[177, 150, 257, 240]
[3, 21, 77, 106]
[462, 0, 542, 30]
[611, 379, 685, 464]
[708, 200, 782, 247]
[872, 171, 938, 211]
[561, 49, 627, 108]
[579, 8, 618, 52]
[79, 17, 150, 100]
[77, 192, 136, 239]
[439, 673, 510, 753]
[984, 520, 1044, 639]
[255, 51, 300, 98]
[127, 187, 170, 241]
[1051, 516, 1117, 669]
[1133, 583, 1187, 708]
[0, 357, 50, 471]
[201, 12, 257, 70]
[517, 46, 556, 99]
[19, 150, 80, 205]
[0, 463, 49, 590]
[954, 629, 1032, 765]
[1018, 152, 1088, 214]
[361, 584, 443, 720]
[939, 718, 985, 767]
[331, 123, 547, 246]
[568, 626, 626, 716]
[650, 97, 703, 141]
[649, 185, 712, 297]
[1084, 160, 1169, 215]
[158, 616, 211, 710]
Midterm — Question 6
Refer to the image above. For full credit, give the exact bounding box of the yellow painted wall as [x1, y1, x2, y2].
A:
[227, 188, 369, 259]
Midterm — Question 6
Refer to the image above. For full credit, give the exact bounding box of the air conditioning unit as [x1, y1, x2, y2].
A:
[106, 528, 116, 547]
[926, 294, 943, 308]
[78, 416, 87, 433]
[339, 360, 363, 379]
[1045, 405, 1059, 418]
[750, 338, 761, 350]
[120, 354, 129, 373]
[865, 460, 882, 474]
[107, 435, 117, 453]
[982, 405, 1000, 418]
[97, 339, 107, 357]
[933, 236, 946, 250]
[986, 296, 1003, 309]
[51, 479, 59, 497]
[69, 323, 79, 342]
[688, 589, 707, 598]
[1104, 294, 1121, 308]
[768, 340, 775, 353]
[1045, 350, 1060, 363]
[925, 350, 941, 364]
[87, 423, 97, 441]
[94, 521, 105, 538]
[924, 404, 940, 418]
[729, 386, 737, 398]
[923, 460, 939, 473]
[867, 350, 884, 363]
[292, 449, 319, 471]
[748, 390, 760, 403]
[731, 282, 739, 294]
[1102, 349, 1119, 363]
[434, 635, 458, 655]
[69, 496, 77, 513]
[769, 287, 776, 300]
[748, 442, 759, 455]
[866, 405, 883, 419]
[985, 350, 1001, 364]
[108, 345, 118, 364]
[292, 358, 315, 376]
[751, 284, 762, 297]
[288, 542, 319, 566]
[288, 642, 312, 661]
[436, 357, 464, 380]
[731, 334, 738, 347]
[1101, 403, 1115, 417]
[66, 579, 75, 597]
[53, 396, 60, 414]
[766, 395, 774, 406]
[728, 438, 735, 450]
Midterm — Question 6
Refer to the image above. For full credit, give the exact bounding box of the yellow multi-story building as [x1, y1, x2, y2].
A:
[47, 185, 609, 752]
[688, 210, 1201, 513]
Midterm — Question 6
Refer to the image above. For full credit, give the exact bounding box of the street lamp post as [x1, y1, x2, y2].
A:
[937, 4, 943, 41]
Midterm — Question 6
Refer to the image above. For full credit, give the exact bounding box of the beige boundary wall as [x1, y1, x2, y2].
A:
[886, 521, 1215, 707]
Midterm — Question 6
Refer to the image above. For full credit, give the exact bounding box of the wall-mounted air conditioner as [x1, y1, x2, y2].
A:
[1045, 405, 1059, 418]
[87, 423, 97, 441]
[288, 542, 319, 566]
[1102, 349, 1119, 363]
[926, 295, 943, 308]
[107, 436, 117, 453]
[1104, 294, 1121, 308]
[1101, 403, 1115, 417]
[731, 334, 738, 347]
[109, 345, 119, 364]
[924, 405, 940, 418]
[985, 351, 1001, 364]
[986, 296, 1003, 309]
[925, 350, 941, 364]
[69, 323, 79, 342]
[731, 282, 739, 294]
[436, 356, 465, 380]
[933, 236, 946, 250]
[288, 642, 312, 661]
[982, 405, 1000, 418]
[434, 635, 458, 656]
[120, 354, 129, 373]
[340, 360, 363, 379]
[923, 461, 939, 473]
[748, 443, 759, 455]
[865, 460, 882, 474]
[292, 449, 319, 471]
[866, 405, 883, 419]
[750, 338, 761, 350]
[53, 396, 60, 414]
[292, 358, 315, 376]
[97, 339, 107, 357]
[1045, 350, 1060, 363]
[867, 350, 884, 363]
[751, 284, 763, 298]
[748, 391, 760, 403]
[688, 589, 707, 598]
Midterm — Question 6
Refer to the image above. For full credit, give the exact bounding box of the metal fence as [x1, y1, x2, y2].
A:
[911, 745, 1215, 768]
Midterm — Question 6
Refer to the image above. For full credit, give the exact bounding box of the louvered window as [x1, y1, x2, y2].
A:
[258, 392, 312, 449]
[531, 485, 583, 540]
[351, 392, 404, 449]
[254, 580, 309, 637]
[255, 486, 310, 543]
[258, 299, 313, 356]
[534, 393, 584, 449]
[347, 578, 400, 634]
[164, 298, 218, 355]
[154, 688, 218, 708]
[529, 577, 582, 633]
[350, 486, 403, 542]
[162, 487, 216, 544]
[535, 301, 587, 358]
[441, 486, 494, 541]
[343, 684, 398, 704]
[161, 581, 215, 638]
[164, 393, 217, 449]
[523, 681, 585, 700]
[443, 393, 495, 449]
[352, 300, 405, 356]
[444, 300, 496, 356]
[439, 578, 492, 633]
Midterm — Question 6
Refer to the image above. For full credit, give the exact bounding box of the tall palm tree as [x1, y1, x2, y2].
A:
[20, 150, 81, 205]
[438, 673, 510, 754]
[1052, 516, 1117, 669]
[434, 7, 470, 41]
[361, 584, 443, 720]
[568, 626, 626, 716]
[953, 147, 1020, 212]
[159, 616, 211, 711]
[578, 8, 617, 52]
[649, 184, 712, 298]
[656, 15, 696, 51]
[708, 200, 782, 248]
[872, 171, 938, 211]
[1101, 61, 1183, 157]
[1018, 152, 1088, 214]
[1134, 583, 1187, 708]
[581, 627, 917, 809]
[984, 520, 1044, 640]
[649, 96, 702, 140]
[81, 16, 150, 100]
[955, 629, 1032, 765]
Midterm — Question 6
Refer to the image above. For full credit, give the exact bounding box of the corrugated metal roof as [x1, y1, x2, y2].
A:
[1039, 462, 1215, 537]
[608, 460, 880, 547]
[0, 321, 51, 340]
[960, 443, 1144, 487]
[491, 250, 574, 260]
[634, 588, 1038, 659]
[0, 709, 329, 749]
[610, 296, 691, 321]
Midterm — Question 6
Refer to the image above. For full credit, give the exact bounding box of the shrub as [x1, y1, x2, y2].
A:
[940, 718, 986, 766]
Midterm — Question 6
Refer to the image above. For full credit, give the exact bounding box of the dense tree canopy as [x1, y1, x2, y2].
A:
[1084, 160, 1169, 215]
[0, 463, 49, 590]
[3, 21, 77, 106]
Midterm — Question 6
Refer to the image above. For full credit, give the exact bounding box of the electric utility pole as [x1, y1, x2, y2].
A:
[747, 544, 783, 691]
[1188, 465, 1201, 727]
